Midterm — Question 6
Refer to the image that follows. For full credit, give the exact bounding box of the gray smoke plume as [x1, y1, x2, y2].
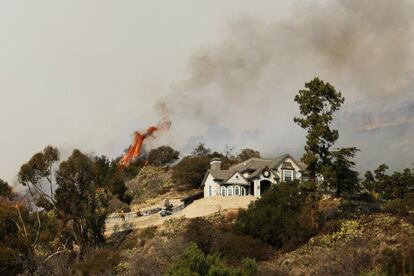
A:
[159, 0, 414, 172]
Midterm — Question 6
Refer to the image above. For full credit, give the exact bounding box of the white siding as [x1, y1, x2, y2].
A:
[203, 174, 221, 198]
[254, 179, 261, 197]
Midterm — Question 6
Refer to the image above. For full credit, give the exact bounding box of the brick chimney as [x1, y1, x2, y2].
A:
[210, 158, 221, 171]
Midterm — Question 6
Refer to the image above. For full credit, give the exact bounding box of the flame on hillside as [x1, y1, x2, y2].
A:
[119, 105, 171, 167]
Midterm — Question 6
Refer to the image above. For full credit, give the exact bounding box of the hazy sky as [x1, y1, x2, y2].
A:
[1, 0, 414, 185]
[0, 1, 297, 184]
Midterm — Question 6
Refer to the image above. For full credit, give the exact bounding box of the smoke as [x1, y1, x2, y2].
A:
[1, 0, 414, 184]
[160, 0, 414, 170]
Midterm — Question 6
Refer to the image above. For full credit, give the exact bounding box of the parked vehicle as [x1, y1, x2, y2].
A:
[160, 209, 173, 217]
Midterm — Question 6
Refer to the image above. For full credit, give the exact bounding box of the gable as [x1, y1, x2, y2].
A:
[224, 171, 249, 185]
[276, 157, 303, 173]
[257, 168, 278, 181]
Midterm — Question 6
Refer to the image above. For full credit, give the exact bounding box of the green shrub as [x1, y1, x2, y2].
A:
[172, 156, 210, 187]
[235, 181, 321, 249]
[184, 218, 272, 264]
[338, 200, 380, 218]
[383, 192, 414, 216]
[147, 146, 179, 167]
[165, 243, 258, 276]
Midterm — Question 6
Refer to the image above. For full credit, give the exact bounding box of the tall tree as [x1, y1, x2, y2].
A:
[323, 147, 360, 197]
[54, 149, 109, 253]
[18, 145, 60, 203]
[94, 155, 131, 204]
[294, 77, 345, 180]
[372, 164, 414, 200]
[362, 171, 376, 192]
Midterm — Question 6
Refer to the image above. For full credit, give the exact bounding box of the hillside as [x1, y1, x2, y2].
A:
[72, 195, 414, 276]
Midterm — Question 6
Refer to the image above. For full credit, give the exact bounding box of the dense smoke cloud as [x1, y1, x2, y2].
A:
[1, 0, 414, 184]
[160, 0, 414, 171]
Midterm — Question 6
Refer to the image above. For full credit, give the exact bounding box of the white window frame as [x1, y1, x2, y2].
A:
[283, 170, 294, 182]
[234, 186, 240, 196]
[227, 186, 233, 196]
[241, 187, 246, 196]
[220, 186, 226, 196]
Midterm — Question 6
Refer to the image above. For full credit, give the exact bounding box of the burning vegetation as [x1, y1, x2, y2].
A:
[119, 114, 171, 167]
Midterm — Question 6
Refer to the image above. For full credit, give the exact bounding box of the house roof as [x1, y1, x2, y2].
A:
[247, 165, 280, 180]
[201, 154, 306, 186]
[209, 169, 234, 180]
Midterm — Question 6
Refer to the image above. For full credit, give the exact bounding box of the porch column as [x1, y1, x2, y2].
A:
[254, 180, 260, 197]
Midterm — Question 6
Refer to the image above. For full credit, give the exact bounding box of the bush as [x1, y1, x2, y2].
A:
[166, 243, 258, 276]
[73, 248, 121, 275]
[338, 200, 380, 218]
[382, 192, 414, 216]
[235, 181, 321, 249]
[0, 179, 11, 198]
[172, 156, 210, 187]
[147, 146, 179, 167]
[117, 235, 188, 276]
[380, 241, 414, 275]
[184, 217, 272, 264]
[126, 166, 172, 203]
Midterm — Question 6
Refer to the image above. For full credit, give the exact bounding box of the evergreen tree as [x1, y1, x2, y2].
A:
[362, 171, 376, 192]
[323, 147, 360, 197]
[294, 78, 344, 181]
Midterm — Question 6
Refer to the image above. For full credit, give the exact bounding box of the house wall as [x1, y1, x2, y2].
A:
[203, 174, 220, 197]
[253, 171, 278, 197]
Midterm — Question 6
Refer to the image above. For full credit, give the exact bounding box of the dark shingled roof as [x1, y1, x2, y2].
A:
[209, 169, 234, 180]
[201, 154, 306, 186]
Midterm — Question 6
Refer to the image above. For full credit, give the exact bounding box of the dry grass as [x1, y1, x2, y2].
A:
[258, 212, 414, 275]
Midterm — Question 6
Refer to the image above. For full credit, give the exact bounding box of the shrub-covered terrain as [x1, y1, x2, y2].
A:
[34, 194, 414, 275]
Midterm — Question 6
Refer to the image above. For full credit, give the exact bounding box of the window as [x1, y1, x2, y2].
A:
[208, 185, 212, 197]
[220, 186, 226, 196]
[283, 170, 294, 182]
[227, 186, 233, 196]
[241, 187, 246, 196]
[234, 186, 240, 196]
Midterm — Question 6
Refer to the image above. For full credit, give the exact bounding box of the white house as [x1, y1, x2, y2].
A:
[201, 154, 307, 198]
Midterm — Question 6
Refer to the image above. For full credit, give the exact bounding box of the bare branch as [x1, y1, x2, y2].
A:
[15, 205, 28, 239]
[33, 211, 41, 246]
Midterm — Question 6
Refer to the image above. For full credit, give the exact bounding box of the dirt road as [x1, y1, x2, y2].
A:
[105, 196, 256, 236]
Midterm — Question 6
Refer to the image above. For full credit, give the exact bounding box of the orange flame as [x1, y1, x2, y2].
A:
[119, 119, 171, 167]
